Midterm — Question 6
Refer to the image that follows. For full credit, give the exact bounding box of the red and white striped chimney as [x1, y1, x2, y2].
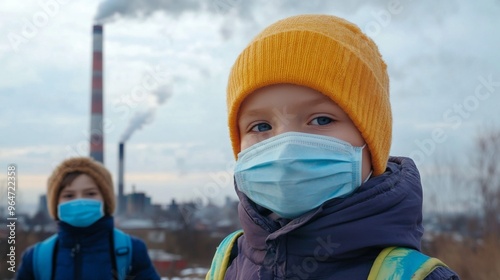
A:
[90, 25, 104, 163]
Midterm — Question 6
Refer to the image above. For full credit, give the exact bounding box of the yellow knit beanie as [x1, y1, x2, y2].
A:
[227, 14, 392, 176]
[47, 157, 115, 219]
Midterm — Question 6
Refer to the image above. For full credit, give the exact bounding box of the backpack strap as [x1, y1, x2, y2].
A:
[113, 228, 133, 280]
[33, 234, 58, 280]
[368, 247, 448, 280]
[206, 230, 244, 280]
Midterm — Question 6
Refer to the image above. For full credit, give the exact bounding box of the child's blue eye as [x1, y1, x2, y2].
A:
[310, 116, 333, 125]
[250, 123, 272, 132]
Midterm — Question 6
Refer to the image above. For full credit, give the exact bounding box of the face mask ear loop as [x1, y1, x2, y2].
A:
[359, 144, 372, 184]
[363, 170, 373, 184]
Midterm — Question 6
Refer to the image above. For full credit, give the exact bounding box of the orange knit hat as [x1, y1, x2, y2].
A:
[47, 157, 115, 219]
[227, 14, 392, 175]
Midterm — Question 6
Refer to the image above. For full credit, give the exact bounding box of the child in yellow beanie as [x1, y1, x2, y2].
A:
[17, 157, 160, 279]
[207, 14, 459, 279]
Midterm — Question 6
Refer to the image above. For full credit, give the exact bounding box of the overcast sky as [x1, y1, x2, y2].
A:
[1, 0, 499, 214]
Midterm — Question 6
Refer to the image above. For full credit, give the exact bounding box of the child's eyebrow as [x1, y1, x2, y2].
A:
[241, 95, 329, 116]
[240, 108, 269, 117]
[301, 96, 330, 107]
[61, 186, 99, 193]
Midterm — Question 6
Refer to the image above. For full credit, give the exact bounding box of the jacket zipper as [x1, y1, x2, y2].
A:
[71, 241, 81, 280]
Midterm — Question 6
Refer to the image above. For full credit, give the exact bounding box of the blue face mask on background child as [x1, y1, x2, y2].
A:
[58, 198, 104, 227]
[234, 132, 367, 219]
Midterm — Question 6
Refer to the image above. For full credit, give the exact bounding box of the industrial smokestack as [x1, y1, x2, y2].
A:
[118, 142, 125, 214]
[90, 25, 104, 163]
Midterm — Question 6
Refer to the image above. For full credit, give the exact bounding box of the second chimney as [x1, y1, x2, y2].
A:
[118, 142, 125, 215]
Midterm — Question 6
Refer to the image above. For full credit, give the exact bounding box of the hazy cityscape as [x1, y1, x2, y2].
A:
[0, 188, 241, 279]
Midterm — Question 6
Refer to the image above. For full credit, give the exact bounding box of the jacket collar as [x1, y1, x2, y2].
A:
[57, 215, 114, 246]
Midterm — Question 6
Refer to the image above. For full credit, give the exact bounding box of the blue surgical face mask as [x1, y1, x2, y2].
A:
[234, 132, 367, 219]
[58, 198, 104, 227]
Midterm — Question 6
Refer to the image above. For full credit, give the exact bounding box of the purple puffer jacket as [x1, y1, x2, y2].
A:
[224, 157, 459, 280]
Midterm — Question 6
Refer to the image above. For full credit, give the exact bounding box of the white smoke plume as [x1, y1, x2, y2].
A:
[154, 84, 172, 105]
[94, 0, 252, 23]
[120, 84, 173, 142]
[94, 0, 258, 40]
[93, 0, 396, 25]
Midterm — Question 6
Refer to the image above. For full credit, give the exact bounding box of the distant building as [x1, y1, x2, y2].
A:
[32, 195, 54, 232]
[125, 185, 153, 218]
[37, 195, 49, 215]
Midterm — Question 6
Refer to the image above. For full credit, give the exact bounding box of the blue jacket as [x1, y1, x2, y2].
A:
[225, 157, 459, 279]
[16, 216, 160, 280]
